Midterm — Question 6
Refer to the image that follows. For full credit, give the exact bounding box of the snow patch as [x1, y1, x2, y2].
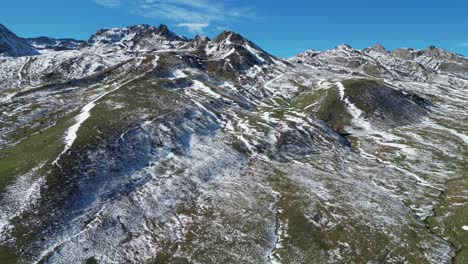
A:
[244, 43, 266, 63]
[53, 87, 114, 164]
[170, 69, 187, 79]
[190, 80, 221, 99]
[337, 82, 373, 131]
[54, 72, 154, 165]
[0, 164, 44, 238]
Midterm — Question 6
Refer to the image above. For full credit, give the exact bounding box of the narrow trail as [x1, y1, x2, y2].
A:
[17, 57, 31, 87]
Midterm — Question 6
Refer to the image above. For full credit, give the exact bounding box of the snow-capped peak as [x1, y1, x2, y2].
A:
[336, 44, 353, 50]
[206, 30, 275, 65]
[85, 24, 187, 51]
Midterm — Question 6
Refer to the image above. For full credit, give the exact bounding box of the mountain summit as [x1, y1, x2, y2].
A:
[85, 24, 187, 51]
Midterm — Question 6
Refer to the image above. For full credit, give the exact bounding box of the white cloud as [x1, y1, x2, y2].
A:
[459, 42, 468, 47]
[176, 23, 209, 33]
[93, 0, 122, 8]
[91, 0, 254, 29]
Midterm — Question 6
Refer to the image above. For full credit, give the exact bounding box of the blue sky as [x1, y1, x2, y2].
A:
[1, 0, 467, 57]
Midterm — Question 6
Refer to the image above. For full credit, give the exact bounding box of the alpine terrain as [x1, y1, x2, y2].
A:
[0, 23, 467, 264]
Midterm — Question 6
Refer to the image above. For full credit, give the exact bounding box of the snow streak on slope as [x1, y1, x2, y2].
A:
[53, 65, 157, 165]
[336, 82, 373, 131]
[53, 86, 121, 164]
[0, 163, 44, 238]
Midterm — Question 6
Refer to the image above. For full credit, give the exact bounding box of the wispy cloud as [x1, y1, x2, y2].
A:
[91, 0, 255, 33]
[176, 23, 209, 33]
[458, 42, 468, 47]
[93, 0, 122, 8]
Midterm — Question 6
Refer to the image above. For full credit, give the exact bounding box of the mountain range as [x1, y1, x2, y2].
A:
[0, 24, 467, 264]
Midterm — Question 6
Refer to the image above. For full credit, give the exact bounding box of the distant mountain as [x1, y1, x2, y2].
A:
[0, 24, 84, 57]
[0, 24, 38, 57]
[26, 36, 84, 51]
[0, 24, 467, 264]
[296, 43, 468, 79]
[84, 24, 187, 51]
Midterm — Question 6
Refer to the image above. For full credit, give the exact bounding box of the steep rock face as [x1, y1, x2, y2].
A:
[207, 31, 276, 64]
[181, 34, 210, 50]
[204, 31, 280, 81]
[0, 24, 38, 57]
[363, 44, 389, 54]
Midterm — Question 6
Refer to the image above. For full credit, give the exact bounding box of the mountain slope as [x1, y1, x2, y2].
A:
[0, 24, 467, 264]
[0, 24, 38, 57]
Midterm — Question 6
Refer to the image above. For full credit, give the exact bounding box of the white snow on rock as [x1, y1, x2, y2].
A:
[0, 164, 44, 238]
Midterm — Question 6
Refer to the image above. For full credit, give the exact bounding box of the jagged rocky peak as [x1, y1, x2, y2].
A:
[193, 34, 210, 44]
[206, 30, 275, 64]
[153, 24, 186, 41]
[296, 50, 321, 59]
[391, 47, 421, 60]
[212, 30, 248, 44]
[182, 34, 211, 49]
[336, 44, 354, 50]
[85, 24, 187, 50]
[26, 36, 85, 51]
[203, 30, 278, 82]
[424, 45, 468, 63]
[365, 43, 388, 54]
[0, 24, 39, 57]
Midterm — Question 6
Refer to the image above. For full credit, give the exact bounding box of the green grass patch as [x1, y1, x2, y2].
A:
[363, 64, 383, 77]
[341, 78, 379, 89]
[290, 88, 327, 112]
[0, 111, 76, 193]
[427, 176, 468, 264]
[74, 77, 188, 147]
[316, 87, 352, 134]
